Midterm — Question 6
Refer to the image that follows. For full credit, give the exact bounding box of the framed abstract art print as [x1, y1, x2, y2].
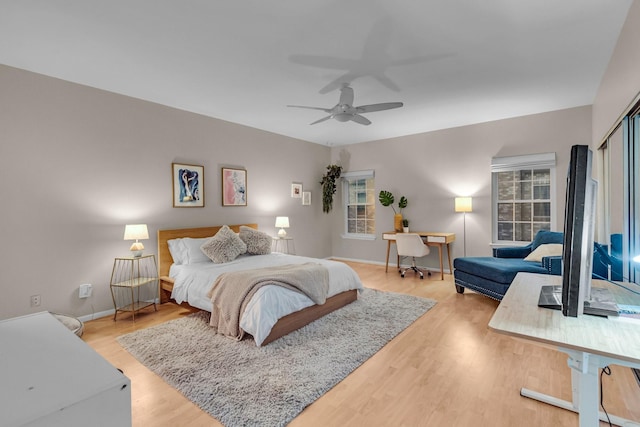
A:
[172, 163, 204, 207]
[222, 168, 247, 206]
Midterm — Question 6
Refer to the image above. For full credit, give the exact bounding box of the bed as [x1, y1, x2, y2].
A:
[157, 224, 363, 346]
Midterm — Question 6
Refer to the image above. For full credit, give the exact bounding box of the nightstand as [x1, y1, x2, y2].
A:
[109, 254, 159, 321]
[272, 236, 296, 254]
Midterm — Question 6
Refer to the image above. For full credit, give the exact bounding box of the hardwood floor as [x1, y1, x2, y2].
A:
[83, 261, 640, 426]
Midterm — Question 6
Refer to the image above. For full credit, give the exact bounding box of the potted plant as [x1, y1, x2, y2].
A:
[402, 218, 409, 233]
[320, 164, 342, 213]
[378, 190, 408, 231]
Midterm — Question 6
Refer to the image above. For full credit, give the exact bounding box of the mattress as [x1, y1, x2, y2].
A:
[169, 252, 363, 345]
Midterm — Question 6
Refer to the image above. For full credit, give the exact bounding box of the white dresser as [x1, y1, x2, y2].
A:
[0, 312, 131, 427]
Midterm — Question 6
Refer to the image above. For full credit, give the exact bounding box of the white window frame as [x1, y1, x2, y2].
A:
[341, 170, 376, 240]
[491, 152, 557, 246]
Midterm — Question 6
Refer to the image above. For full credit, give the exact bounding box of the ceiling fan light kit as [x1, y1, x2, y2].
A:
[288, 84, 402, 126]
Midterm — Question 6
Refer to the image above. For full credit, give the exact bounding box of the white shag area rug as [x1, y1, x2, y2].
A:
[117, 288, 436, 427]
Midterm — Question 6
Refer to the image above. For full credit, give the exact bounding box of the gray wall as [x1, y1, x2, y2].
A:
[328, 106, 592, 267]
[593, 0, 640, 145]
[0, 65, 331, 320]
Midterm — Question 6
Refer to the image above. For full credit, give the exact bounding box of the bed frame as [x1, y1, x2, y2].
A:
[157, 224, 357, 345]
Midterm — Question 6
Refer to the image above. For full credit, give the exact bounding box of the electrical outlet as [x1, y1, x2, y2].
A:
[30, 294, 41, 307]
[79, 283, 92, 299]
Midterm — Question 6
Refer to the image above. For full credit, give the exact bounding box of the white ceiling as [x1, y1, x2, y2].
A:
[0, 1, 633, 146]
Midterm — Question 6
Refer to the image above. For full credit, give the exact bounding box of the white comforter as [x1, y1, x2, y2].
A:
[169, 253, 363, 345]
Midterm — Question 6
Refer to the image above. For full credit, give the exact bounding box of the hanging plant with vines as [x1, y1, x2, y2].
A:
[320, 164, 342, 213]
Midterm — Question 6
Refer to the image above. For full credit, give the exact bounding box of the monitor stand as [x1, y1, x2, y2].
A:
[538, 285, 619, 317]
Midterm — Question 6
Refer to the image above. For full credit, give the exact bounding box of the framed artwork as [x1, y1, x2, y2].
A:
[302, 191, 311, 206]
[291, 182, 302, 198]
[172, 163, 204, 207]
[222, 168, 247, 206]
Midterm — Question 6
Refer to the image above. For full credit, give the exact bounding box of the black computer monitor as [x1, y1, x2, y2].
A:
[561, 144, 597, 317]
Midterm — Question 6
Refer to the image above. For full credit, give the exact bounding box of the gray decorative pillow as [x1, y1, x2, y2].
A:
[239, 225, 272, 255]
[201, 225, 247, 263]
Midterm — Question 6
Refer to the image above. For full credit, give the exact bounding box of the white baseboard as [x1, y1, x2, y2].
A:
[329, 256, 449, 274]
[327, 256, 386, 266]
[78, 308, 114, 323]
[77, 298, 160, 323]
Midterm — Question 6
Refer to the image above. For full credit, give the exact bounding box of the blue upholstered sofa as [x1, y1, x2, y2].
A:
[453, 230, 612, 300]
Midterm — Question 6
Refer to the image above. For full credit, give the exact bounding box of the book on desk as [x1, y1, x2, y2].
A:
[537, 285, 619, 317]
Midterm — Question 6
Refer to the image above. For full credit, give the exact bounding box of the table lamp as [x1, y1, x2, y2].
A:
[124, 224, 149, 257]
[455, 197, 472, 257]
[275, 216, 289, 238]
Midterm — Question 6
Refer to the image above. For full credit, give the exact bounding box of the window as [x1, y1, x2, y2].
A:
[601, 108, 640, 284]
[342, 170, 375, 239]
[492, 153, 556, 244]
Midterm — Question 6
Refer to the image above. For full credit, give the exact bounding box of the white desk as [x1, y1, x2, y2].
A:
[489, 272, 640, 427]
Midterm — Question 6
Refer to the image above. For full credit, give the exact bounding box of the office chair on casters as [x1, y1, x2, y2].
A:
[395, 233, 431, 279]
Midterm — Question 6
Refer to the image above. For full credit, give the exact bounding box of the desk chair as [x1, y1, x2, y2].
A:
[395, 233, 431, 279]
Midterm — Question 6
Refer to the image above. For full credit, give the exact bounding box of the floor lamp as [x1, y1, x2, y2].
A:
[455, 197, 473, 257]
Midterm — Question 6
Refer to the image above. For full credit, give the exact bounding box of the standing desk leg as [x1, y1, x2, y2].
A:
[520, 351, 637, 427]
[446, 243, 453, 274]
[570, 353, 600, 427]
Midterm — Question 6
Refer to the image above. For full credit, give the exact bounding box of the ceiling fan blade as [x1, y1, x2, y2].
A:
[356, 102, 403, 113]
[339, 85, 354, 105]
[287, 105, 332, 113]
[310, 115, 333, 125]
[350, 114, 371, 125]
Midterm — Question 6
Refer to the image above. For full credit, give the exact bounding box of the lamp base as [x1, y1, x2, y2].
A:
[130, 241, 144, 257]
[278, 228, 287, 238]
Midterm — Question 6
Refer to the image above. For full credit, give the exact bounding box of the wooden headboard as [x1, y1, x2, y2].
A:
[157, 224, 258, 278]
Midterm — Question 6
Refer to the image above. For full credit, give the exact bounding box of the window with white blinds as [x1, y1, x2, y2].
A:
[341, 170, 376, 239]
[491, 153, 556, 243]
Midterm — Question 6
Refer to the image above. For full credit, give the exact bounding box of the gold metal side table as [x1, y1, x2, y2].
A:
[109, 254, 159, 321]
[272, 236, 296, 254]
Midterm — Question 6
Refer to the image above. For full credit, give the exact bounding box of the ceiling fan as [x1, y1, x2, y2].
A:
[287, 84, 403, 126]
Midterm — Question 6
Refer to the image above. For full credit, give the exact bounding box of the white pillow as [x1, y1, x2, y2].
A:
[239, 226, 272, 255]
[167, 239, 187, 265]
[201, 225, 247, 263]
[168, 237, 212, 265]
[182, 237, 212, 264]
[524, 243, 563, 262]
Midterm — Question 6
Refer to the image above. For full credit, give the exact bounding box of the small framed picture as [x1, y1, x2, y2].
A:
[291, 182, 302, 198]
[222, 168, 247, 206]
[302, 191, 311, 206]
[172, 163, 204, 207]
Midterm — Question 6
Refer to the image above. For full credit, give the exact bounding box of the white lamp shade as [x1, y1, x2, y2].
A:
[275, 217, 290, 228]
[455, 197, 473, 213]
[124, 224, 149, 240]
[275, 216, 289, 238]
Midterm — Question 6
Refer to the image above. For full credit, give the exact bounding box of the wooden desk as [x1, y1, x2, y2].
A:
[489, 272, 640, 427]
[382, 231, 455, 280]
